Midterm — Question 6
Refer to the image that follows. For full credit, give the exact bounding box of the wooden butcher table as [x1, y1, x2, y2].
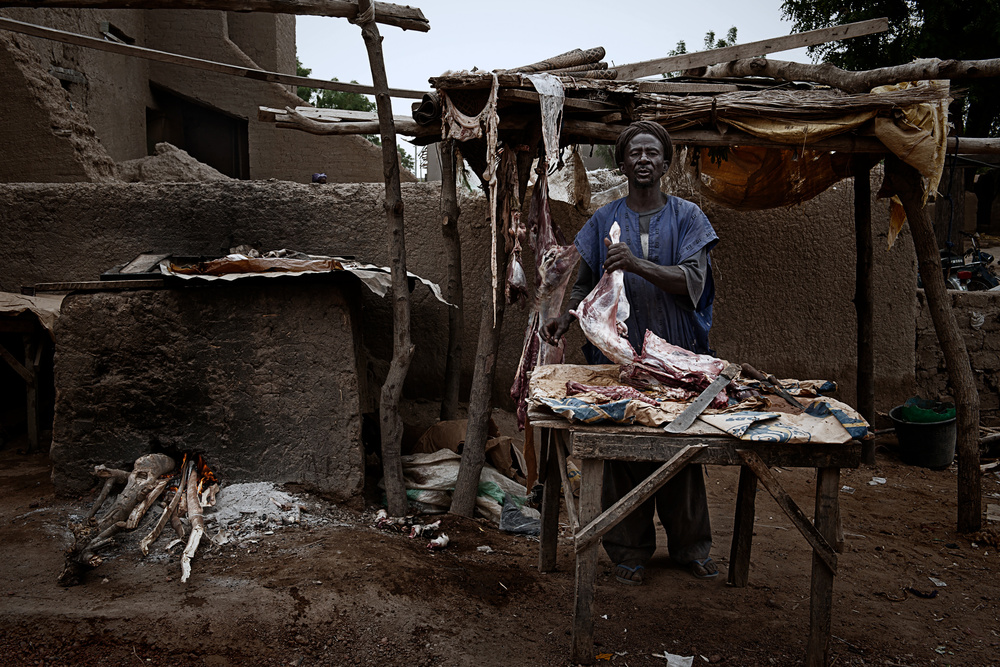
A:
[531, 417, 861, 666]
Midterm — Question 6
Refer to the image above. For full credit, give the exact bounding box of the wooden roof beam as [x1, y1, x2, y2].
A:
[700, 56, 1000, 94]
[0, 16, 427, 98]
[615, 17, 888, 80]
[0, 0, 430, 31]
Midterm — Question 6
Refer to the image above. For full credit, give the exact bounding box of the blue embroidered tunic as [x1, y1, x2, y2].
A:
[574, 196, 719, 357]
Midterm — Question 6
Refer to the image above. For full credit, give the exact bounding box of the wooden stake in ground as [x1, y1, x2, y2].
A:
[180, 464, 205, 583]
[451, 149, 517, 517]
[140, 462, 191, 556]
[439, 138, 464, 421]
[356, 0, 414, 517]
[886, 157, 982, 533]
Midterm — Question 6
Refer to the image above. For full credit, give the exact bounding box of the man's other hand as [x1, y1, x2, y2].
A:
[542, 312, 574, 345]
[604, 237, 640, 274]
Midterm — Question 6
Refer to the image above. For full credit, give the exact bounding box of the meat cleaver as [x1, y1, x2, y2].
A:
[663, 363, 741, 434]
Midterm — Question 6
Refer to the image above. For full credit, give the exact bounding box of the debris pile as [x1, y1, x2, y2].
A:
[59, 455, 331, 586]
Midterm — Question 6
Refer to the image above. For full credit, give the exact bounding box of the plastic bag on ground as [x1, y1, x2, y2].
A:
[499, 493, 541, 536]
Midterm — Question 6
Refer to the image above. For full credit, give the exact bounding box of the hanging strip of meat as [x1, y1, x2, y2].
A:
[505, 212, 529, 305]
[570, 221, 637, 366]
[510, 166, 581, 430]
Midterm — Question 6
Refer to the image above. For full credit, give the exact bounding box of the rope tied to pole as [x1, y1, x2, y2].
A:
[350, 1, 376, 26]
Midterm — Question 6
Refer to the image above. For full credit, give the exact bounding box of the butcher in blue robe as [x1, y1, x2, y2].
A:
[543, 121, 720, 585]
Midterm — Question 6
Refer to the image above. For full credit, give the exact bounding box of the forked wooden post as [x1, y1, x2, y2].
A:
[356, 0, 413, 516]
[889, 158, 982, 532]
[439, 139, 464, 421]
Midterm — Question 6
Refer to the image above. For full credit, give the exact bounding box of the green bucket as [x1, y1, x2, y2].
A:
[889, 405, 956, 470]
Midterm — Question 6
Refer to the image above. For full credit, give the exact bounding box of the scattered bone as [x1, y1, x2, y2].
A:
[427, 534, 450, 550]
[200, 482, 220, 508]
[59, 454, 176, 587]
[408, 520, 441, 539]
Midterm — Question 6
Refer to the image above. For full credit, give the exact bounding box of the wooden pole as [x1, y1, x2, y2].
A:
[439, 139, 464, 421]
[450, 144, 516, 517]
[0, 17, 426, 98]
[853, 161, 876, 465]
[615, 17, 888, 80]
[888, 158, 982, 533]
[0, 0, 430, 31]
[356, 0, 413, 517]
[450, 261, 506, 517]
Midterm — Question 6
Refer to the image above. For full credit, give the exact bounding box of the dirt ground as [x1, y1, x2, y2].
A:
[3, 433, 1000, 667]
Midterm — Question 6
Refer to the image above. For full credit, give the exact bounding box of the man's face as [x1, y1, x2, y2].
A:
[620, 133, 666, 188]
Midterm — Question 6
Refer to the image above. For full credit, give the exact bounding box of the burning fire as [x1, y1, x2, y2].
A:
[195, 454, 218, 493]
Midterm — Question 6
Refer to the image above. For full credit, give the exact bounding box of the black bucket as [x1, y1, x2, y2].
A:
[889, 405, 957, 469]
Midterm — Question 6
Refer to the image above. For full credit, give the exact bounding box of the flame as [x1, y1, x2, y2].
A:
[195, 454, 217, 493]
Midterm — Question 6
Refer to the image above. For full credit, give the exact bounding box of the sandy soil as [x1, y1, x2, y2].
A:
[2, 437, 1000, 667]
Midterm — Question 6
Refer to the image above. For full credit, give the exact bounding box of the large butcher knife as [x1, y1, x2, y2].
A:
[663, 363, 741, 434]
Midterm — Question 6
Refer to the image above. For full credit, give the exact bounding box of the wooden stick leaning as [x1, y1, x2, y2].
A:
[356, 0, 415, 517]
[180, 464, 205, 583]
[140, 462, 191, 556]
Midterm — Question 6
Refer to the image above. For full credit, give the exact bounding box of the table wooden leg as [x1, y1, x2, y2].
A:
[807, 467, 840, 667]
[538, 428, 561, 573]
[728, 464, 758, 587]
[572, 458, 603, 665]
[524, 421, 538, 491]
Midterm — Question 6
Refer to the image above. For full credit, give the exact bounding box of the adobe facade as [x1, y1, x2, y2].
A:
[0, 7, 403, 184]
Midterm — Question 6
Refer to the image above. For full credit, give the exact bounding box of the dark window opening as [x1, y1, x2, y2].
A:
[146, 85, 250, 180]
[100, 21, 135, 45]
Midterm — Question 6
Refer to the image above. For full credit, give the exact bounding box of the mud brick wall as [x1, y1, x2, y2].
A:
[1, 178, 921, 416]
[915, 289, 1000, 425]
[51, 278, 368, 500]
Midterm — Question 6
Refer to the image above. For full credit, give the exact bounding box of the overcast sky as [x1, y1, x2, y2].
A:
[295, 0, 814, 107]
[295, 0, 815, 173]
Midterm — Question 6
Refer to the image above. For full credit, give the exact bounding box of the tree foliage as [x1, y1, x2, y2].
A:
[780, 0, 1000, 137]
[295, 60, 414, 172]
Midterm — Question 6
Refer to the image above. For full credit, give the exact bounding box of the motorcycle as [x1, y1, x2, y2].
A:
[920, 232, 1000, 291]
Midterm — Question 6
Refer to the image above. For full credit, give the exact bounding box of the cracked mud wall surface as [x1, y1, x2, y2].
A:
[0, 29, 118, 182]
[52, 279, 366, 499]
[0, 8, 395, 184]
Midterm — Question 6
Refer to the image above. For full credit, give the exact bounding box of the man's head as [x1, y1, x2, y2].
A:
[615, 121, 673, 187]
